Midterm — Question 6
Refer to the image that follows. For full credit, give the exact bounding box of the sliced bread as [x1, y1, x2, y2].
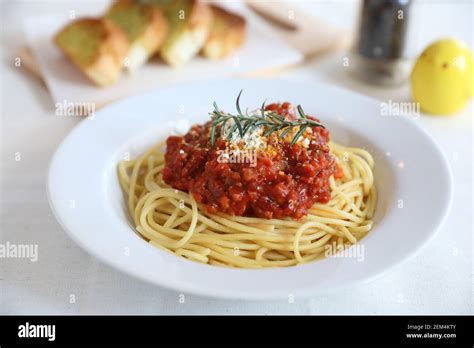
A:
[202, 5, 246, 59]
[54, 18, 129, 86]
[105, 0, 168, 72]
[147, 0, 213, 67]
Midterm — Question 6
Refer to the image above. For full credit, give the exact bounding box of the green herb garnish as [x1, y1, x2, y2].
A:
[210, 91, 325, 146]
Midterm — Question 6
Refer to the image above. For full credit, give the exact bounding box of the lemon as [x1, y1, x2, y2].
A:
[411, 38, 473, 115]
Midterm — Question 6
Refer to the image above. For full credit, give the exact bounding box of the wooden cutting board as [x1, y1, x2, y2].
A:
[245, 1, 349, 59]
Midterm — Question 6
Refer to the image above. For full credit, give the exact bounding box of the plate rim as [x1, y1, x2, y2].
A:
[47, 78, 454, 300]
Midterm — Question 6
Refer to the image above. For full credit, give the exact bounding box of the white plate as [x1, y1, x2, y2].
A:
[47, 79, 453, 300]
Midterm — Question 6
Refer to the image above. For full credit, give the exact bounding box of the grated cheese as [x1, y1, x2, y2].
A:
[221, 111, 268, 150]
[219, 109, 312, 151]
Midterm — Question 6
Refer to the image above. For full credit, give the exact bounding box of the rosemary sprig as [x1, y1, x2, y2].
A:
[210, 91, 325, 146]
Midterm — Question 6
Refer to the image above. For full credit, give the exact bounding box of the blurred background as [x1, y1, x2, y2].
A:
[1, 0, 472, 113]
[1, 0, 472, 314]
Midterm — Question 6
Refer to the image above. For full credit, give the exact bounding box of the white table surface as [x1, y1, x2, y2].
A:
[1, 0, 472, 314]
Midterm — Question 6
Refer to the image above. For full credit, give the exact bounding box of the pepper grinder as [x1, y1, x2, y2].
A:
[351, 0, 413, 85]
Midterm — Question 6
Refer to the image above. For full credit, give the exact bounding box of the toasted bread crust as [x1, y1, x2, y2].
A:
[107, 0, 168, 54]
[188, 0, 213, 31]
[102, 18, 131, 65]
[138, 5, 169, 54]
[160, 0, 213, 66]
[202, 5, 246, 59]
[54, 18, 129, 86]
[95, 19, 130, 84]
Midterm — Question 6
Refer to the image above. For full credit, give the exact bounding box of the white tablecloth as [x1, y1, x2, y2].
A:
[1, 0, 472, 314]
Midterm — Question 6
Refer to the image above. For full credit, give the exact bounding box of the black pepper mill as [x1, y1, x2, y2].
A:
[351, 0, 413, 85]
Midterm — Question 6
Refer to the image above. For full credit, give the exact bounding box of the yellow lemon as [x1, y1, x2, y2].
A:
[411, 38, 473, 115]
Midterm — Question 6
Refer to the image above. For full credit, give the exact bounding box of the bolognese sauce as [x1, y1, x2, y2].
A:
[162, 102, 338, 220]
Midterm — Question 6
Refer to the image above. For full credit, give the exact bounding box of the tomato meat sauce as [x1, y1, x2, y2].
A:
[162, 102, 338, 220]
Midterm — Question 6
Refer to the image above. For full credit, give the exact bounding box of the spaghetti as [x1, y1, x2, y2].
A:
[118, 98, 375, 268]
[118, 140, 376, 268]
